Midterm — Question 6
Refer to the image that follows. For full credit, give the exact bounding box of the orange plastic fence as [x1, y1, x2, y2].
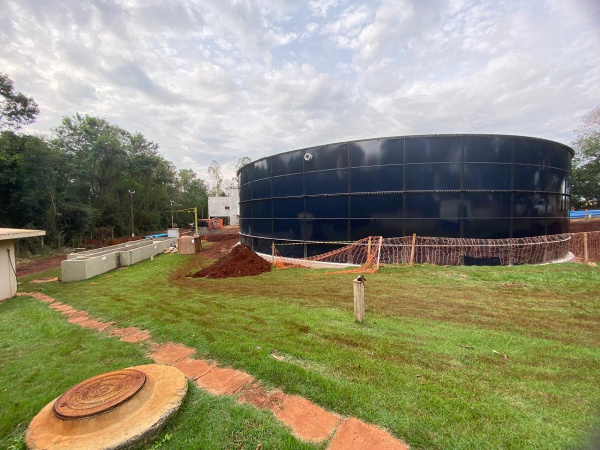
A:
[272, 232, 598, 271]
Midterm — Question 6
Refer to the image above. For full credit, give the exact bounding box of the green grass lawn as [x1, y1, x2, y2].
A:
[3, 251, 600, 449]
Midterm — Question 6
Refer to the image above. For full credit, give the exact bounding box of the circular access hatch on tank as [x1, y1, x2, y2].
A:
[53, 369, 146, 420]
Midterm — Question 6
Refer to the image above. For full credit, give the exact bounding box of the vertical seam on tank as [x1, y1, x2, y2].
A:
[460, 136, 465, 239]
[510, 139, 515, 238]
[402, 138, 407, 236]
[347, 143, 351, 242]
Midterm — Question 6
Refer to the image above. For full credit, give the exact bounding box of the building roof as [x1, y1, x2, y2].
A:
[0, 228, 46, 241]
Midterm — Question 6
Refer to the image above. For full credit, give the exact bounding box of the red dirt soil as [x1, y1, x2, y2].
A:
[204, 234, 239, 242]
[16, 254, 68, 277]
[570, 218, 600, 233]
[189, 244, 271, 279]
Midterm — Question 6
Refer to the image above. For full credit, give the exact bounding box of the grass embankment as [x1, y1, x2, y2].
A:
[3, 250, 600, 449]
[0, 297, 316, 449]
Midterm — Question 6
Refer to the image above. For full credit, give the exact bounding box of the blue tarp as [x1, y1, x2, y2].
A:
[144, 233, 168, 239]
[570, 210, 600, 219]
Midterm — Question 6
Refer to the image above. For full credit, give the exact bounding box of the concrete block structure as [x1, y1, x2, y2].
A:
[61, 238, 174, 282]
[208, 189, 239, 226]
[0, 228, 46, 301]
[178, 236, 201, 254]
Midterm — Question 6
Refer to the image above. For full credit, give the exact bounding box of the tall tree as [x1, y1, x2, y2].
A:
[176, 168, 208, 219]
[571, 106, 600, 209]
[232, 156, 251, 189]
[208, 159, 225, 196]
[0, 73, 39, 131]
[52, 114, 177, 238]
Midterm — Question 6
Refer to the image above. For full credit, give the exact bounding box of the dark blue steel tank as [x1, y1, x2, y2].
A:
[238, 135, 572, 256]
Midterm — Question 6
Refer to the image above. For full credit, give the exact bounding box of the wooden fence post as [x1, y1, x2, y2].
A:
[583, 232, 589, 263]
[409, 233, 417, 266]
[271, 242, 275, 267]
[376, 236, 383, 270]
[353, 278, 365, 322]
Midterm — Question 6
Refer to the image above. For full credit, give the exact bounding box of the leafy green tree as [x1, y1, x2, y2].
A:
[0, 131, 27, 226]
[176, 168, 208, 220]
[571, 106, 600, 209]
[52, 114, 178, 238]
[0, 73, 39, 130]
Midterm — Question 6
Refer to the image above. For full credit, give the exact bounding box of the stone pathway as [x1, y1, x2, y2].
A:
[17, 292, 410, 449]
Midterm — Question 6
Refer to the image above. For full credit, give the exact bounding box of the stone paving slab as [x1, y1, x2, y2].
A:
[30, 277, 59, 284]
[48, 302, 67, 310]
[120, 330, 151, 343]
[275, 395, 341, 444]
[67, 313, 90, 324]
[64, 309, 87, 317]
[327, 417, 410, 450]
[238, 382, 286, 413]
[195, 367, 253, 395]
[53, 306, 77, 315]
[17, 292, 55, 303]
[77, 319, 111, 331]
[173, 358, 214, 380]
[148, 343, 196, 365]
[109, 326, 142, 337]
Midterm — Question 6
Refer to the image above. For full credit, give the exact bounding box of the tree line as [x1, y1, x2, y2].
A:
[0, 73, 247, 249]
[571, 105, 600, 210]
[1, 73, 598, 248]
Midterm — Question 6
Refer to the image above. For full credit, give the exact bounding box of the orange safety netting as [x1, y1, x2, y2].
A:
[569, 231, 600, 263]
[270, 232, 597, 268]
[273, 236, 383, 274]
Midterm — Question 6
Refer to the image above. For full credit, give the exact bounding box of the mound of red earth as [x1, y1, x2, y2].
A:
[189, 244, 271, 279]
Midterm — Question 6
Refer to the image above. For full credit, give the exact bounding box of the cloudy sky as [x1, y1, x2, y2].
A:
[1, 0, 599, 181]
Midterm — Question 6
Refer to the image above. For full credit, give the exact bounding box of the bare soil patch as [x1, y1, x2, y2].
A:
[570, 218, 600, 233]
[16, 254, 67, 277]
[189, 244, 271, 279]
[200, 235, 239, 259]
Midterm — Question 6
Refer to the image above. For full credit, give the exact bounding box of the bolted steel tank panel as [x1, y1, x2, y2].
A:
[238, 134, 572, 255]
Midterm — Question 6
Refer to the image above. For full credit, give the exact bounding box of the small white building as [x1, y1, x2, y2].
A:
[0, 228, 46, 301]
[208, 188, 240, 226]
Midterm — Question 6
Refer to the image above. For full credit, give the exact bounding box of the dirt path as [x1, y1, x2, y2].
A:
[16, 254, 68, 277]
[17, 291, 409, 449]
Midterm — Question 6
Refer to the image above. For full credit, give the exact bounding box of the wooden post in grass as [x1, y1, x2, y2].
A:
[353, 278, 365, 322]
[583, 232, 589, 263]
[271, 242, 275, 268]
[376, 236, 383, 270]
[409, 233, 417, 266]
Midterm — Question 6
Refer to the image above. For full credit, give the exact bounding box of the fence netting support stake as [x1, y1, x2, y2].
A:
[409, 233, 417, 266]
[353, 278, 365, 322]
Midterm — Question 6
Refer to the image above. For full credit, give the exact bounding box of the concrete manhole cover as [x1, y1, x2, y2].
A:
[26, 364, 187, 449]
[53, 368, 146, 420]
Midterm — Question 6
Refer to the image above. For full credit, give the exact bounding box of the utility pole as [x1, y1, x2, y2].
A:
[170, 200, 174, 228]
[129, 190, 135, 237]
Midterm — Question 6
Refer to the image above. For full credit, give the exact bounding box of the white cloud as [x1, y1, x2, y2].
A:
[1, 0, 599, 184]
[308, 0, 341, 18]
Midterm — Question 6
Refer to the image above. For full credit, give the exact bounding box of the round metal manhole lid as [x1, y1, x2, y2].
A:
[53, 369, 146, 420]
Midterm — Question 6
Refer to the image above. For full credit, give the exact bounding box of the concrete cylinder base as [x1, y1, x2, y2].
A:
[26, 364, 187, 449]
